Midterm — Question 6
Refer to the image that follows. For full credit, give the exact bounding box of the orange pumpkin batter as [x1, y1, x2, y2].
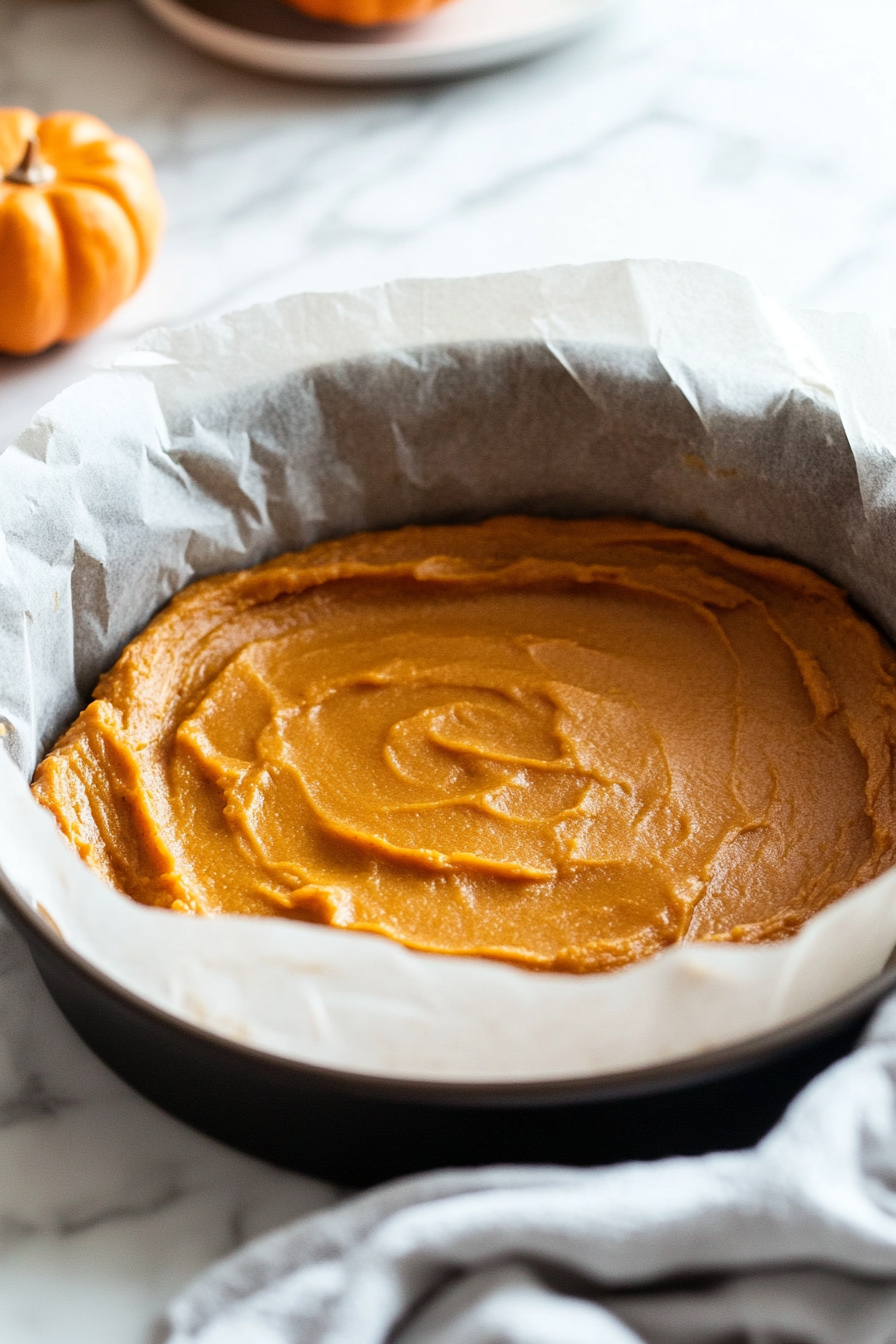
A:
[32, 517, 896, 972]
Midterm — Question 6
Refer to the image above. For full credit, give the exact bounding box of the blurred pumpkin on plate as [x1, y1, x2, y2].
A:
[282, 0, 451, 24]
[0, 108, 164, 356]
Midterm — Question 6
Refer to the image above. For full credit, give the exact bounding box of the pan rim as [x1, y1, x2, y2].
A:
[2, 866, 892, 1108]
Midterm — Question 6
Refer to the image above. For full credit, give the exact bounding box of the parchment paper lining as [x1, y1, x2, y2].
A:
[2, 259, 896, 1083]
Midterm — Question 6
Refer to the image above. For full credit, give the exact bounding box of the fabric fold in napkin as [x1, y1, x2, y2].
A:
[163, 997, 896, 1344]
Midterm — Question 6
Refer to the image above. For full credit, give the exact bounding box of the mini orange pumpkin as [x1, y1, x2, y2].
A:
[0, 108, 164, 356]
[284, 0, 450, 26]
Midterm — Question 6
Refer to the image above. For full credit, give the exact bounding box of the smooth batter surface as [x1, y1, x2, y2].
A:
[33, 517, 896, 972]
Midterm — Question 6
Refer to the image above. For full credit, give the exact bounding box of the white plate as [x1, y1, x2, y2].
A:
[136, 0, 612, 83]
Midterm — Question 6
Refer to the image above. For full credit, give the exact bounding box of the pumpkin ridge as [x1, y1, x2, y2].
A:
[0, 188, 67, 354]
[51, 172, 162, 278]
[47, 147, 163, 279]
[46, 183, 141, 342]
[35, 112, 114, 159]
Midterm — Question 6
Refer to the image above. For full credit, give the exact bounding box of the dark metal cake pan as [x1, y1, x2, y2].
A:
[3, 269, 896, 1186]
[2, 875, 891, 1186]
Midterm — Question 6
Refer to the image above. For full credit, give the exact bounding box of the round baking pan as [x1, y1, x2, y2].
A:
[4, 299, 896, 1186]
[2, 873, 892, 1186]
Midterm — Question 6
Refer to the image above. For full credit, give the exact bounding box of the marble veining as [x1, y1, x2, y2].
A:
[0, 922, 336, 1344]
[0, 0, 895, 1339]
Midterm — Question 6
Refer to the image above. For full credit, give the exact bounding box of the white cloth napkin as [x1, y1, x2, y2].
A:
[163, 999, 896, 1344]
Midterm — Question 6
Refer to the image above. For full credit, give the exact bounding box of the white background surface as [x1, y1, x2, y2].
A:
[1, 1, 895, 1340]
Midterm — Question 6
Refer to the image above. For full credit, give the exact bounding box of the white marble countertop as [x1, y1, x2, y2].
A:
[1, 1, 895, 1339]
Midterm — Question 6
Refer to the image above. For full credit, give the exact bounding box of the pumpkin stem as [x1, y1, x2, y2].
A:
[4, 137, 56, 187]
